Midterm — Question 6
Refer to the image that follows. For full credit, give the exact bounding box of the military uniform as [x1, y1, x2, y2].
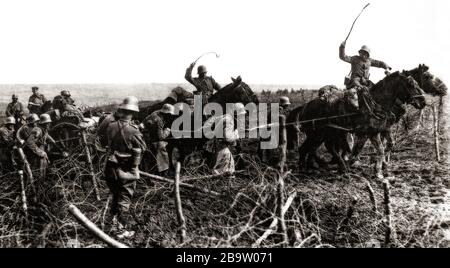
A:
[24, 126, 56, 179]
[104, 118, 147, 219]
[28, 93, 47, 114]
[0, 126, 16, 172]
[52, 95, 75, 111]
[142, 110, 172, 174]
[204, 114, 239, 174]
[17, 124, 35, 144]
[339, 43, 390, 89]
[185, 64, 221, 104]
[6, 101, 25, 124]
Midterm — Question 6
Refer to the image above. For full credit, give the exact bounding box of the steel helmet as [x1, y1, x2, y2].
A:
[197, 65, 207, 75]
[280, 96, 291, 106]
[39, 114, 52, 124]
[233, 103, 247, 116]
[359, 45, 371, 57]
[32, 86, 39, 91]
[27, 113, 40, 123]
[5, 117, 16, 125]
[118, 96, 140, 112]
[161, 104, 176, 115]
[61, 90, 71, 97]
[12, 94, 18, 100]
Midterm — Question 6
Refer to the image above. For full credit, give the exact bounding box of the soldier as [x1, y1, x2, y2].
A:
[102, 96, 147, 238]
[17, 114, 40, 145]
[53, 90, 75, 111]
[24, 114, 67, 179]
[203, 103, 245, 175]
[28, 87, 47, 115]
[185, 63, 221, 105]
[5, 95, 25, 127]
[142, 104, 176, 177]
[340, 41, 392, 90]
[0, 117, 17, 172]
[279, 96, 291, 116]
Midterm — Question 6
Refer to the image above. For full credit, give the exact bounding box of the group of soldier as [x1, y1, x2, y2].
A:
[0, 42, 389, 239]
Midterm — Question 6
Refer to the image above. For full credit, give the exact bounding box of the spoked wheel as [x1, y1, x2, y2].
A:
[50, 122, 83, 156]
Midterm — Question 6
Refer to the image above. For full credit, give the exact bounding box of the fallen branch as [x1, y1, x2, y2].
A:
[365, 182, 378, 213]
[68, 204, 129, 248]
[182, 171, 234, 183]
[252, 191, 297, 247]
[139, 171, 221, 197]
[174, 162, 187, 243]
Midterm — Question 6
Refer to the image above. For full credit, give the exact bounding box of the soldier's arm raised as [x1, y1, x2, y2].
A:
[185, 63, 196, 84]
[339, 42, 352, 63]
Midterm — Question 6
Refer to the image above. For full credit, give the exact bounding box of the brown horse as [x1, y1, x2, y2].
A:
[298, 71, 426, 179]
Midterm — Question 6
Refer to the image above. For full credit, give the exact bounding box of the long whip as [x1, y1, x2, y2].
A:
[344, 3, 371, 43]
[193, 52, 220, 66]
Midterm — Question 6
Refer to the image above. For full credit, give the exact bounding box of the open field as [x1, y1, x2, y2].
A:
[0, 89, 448, 248]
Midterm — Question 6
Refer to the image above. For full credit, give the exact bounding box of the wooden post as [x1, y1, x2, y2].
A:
[174, 162, 187, 244]
[277, 115, 288, 246]
[278, 115, 287, 172]
[18, 171, 28, 218]
[383, 180, 394, 247]
[81, 130, 101, 201]
[432, 106, 441, 162]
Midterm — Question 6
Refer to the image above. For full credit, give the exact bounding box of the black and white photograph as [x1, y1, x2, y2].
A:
[0, 0, 449, 251]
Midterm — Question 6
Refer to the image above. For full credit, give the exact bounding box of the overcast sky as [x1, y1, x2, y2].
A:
[0, 0, 448, 86]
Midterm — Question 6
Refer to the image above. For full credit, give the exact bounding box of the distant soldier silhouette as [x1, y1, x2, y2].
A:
[0, 117, 17, 172]
[5, 94, 25, 128]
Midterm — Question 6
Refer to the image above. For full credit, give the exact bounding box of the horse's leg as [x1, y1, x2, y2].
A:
[298, 135, 314, 171]
[305, 133, 325, 170]
[369, 133, 385, 180]
[349, 134, 368, 166]
[382, 130, 394, 165]
[330, 140, 348, 174]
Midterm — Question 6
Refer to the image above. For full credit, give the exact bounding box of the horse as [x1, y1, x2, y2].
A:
[138, 86, 194, 122]
[380, 64, 447, 159]
[297, 71, 426, 179]
[169, 77, 259, 168]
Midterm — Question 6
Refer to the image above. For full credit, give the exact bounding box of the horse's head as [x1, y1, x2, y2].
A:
[403, 64, 447, 97]
[397, 74, 427, 109]
[209, 76, 259, 106]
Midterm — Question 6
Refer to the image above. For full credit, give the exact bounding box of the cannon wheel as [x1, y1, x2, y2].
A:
[50, 122, 83, 155]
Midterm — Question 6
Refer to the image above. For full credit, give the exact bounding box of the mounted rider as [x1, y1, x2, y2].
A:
[185, 63, 222, 105]
[340, 41, 392, 91]
[28, 87, 47, 115]
[53, 90, 83, 121]
[101, 96, 147, 238]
